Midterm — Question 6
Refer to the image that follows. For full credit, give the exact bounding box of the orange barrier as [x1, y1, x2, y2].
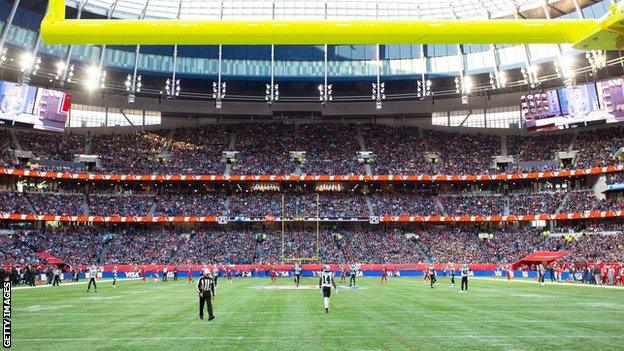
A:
[1, 164, 623, 183]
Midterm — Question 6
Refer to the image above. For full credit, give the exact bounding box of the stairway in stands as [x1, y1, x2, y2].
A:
[9, 129, 22, 150]
[355, 125, 373, 176]
[224, 131, 236, 175]
[413, 241, 432, 263]
[556, 191, 572, 213]
[82, 194, 90, 216]
[434, 196, 446, 215]
[97, 233, 115, 264]
[293, 123, 303, 175]
[567, 130, 579, 151]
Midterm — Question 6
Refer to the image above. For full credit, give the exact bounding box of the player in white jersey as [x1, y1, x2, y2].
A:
[87, 266, 98, 292]
[319, 265, 338, 314]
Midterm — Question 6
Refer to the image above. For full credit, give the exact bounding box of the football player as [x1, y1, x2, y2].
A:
[428, 264, 437, 289]
[460, 264, 470, 293]
[293, 263, 302, 287]
[319, 265, 338, 314]
[112, 266, 118, 288]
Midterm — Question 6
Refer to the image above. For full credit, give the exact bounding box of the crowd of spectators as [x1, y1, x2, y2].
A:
[439, 194, 506, 216]
[2, 223, 623, 266]
[0, 191, 31, 213]
[26, 192, 85, 216]
[89, 194, 155, 217]
[3, 124, 624, 176]
[105, 228, 187, 265]
[0, 129, 14, 167]
[300, 124, 363, 175]
[1, 188, 620, 217]
[508, 133, 572, 163]
[508, 191, 566, 215]
[607, 172, 624, 185]
[0, 231, 40, 265]
[361, 125, 435, 175]
[559, 190, 600, 213]
[163, 126, 229, 175]
[230, 123, 297, 175]
[340, 226, 426, 263]
[90, 131, 170, 174]
[153, 193, 225, 216]
[17, 131, 86, 162]
[369, 192, 438, 216]
[575, 127, 624, 169]
[175, 228, 257, 264]
[423, 130, 500, 175]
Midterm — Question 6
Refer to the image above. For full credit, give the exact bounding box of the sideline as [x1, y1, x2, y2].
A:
[473, 277, 624, 290]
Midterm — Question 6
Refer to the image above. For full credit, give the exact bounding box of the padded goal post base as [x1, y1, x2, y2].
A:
[41, 0, 624, 50]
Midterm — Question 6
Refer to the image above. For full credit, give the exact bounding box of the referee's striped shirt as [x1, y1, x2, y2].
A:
[197, 276, 213, 293]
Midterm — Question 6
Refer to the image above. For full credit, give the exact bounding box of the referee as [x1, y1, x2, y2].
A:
[460, 264, 469, 293]
[197, 270, 215, 321]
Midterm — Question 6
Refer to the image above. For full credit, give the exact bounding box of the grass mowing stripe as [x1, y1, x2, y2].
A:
[10, 277, 624, 351]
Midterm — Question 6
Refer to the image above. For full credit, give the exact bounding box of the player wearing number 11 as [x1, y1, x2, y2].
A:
[319, 265, 338, 314]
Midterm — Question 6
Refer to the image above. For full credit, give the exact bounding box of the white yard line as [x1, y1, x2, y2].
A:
[473, 277, 624, 290]
[13, 335, 624, 342]
[11, 278, 141, 290]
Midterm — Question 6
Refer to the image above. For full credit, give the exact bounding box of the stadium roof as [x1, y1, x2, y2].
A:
[70, 0, 564, 20]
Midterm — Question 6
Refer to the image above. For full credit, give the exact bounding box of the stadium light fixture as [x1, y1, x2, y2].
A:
[554, 56, 576, 87]
[489, 71, 507, 90]
[84, 65, 106, 91]
[40, 0, 624, 50]
[521, 65, 540, 89]
[372, 82, 386, 110]
[265, 83, 279, 103]
[586, 50, 607, 72]
[266, 44, 278, 105]
[455, 76, 473, 95]
[18, 52, 35, 72]
[417, 79, 432, 99]
[319, 84, 333, 103]
[166, 78, 180, 98]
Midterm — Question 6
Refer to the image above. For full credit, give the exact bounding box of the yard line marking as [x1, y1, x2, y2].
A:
[12, 335, 624, 342]
[472, 277, 624, 290]
[12, 278, 141, 290]
[11, 319, 623, 326]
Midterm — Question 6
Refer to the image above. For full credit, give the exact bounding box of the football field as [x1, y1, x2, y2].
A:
[9, 277, 624, 350]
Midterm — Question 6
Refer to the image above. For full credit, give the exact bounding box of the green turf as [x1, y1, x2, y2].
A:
[9, 277, 624, 350]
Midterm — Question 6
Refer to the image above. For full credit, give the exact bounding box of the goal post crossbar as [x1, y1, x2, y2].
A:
[42, 0, 624, 50]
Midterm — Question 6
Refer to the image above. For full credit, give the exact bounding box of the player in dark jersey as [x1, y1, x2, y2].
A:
[446, 263, 455, 287]
[319, 265, 338, 314]
[428, 265, 437, 288]
[112, 266, 118, 288]
[380, 267, 388, 283]
[460, 264, 470, 293]
[226, 266, 233, 283]
[293, 263, 303, 287]
[188, 266, 194, 283]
